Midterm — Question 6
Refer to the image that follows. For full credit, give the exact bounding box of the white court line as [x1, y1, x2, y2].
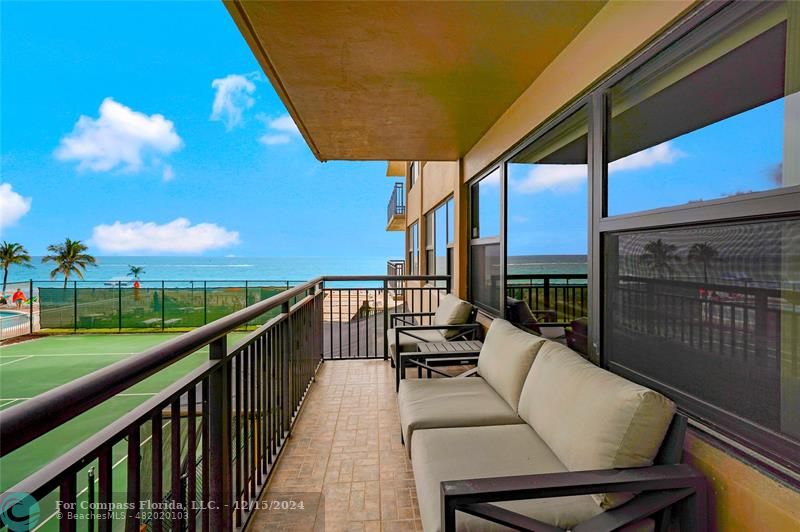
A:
[33, 419, 174, 531]
[0, 352, 137, 358]
[0, 355, 34, 367]
[0, 399, 20, 409]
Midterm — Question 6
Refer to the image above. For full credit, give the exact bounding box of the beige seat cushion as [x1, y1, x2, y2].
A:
[387, 327, 447, 363]
[398, 378, 522, 455]
[518, 341, 675, 509]
[477, 319, 546, 410]
[411, 425, 603, 531]
[433, 294, 473, 339]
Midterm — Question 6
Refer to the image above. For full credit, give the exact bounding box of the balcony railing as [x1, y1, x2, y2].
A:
[506, 273, 588, 323]
[386, 182, 406, 231]
[0, 274, 448, 531]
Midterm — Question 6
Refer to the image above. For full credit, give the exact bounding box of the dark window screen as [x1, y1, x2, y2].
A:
[604, 218, 800, 467]
[471, 243, 501, 312]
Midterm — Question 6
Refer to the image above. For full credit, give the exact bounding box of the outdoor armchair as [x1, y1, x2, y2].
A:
[387, 294, 479, 369]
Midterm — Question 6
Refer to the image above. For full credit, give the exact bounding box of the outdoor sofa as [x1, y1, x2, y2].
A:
[398, 319, 707, 531]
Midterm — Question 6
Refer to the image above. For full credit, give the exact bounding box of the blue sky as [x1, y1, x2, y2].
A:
[0, 1, 402, 257]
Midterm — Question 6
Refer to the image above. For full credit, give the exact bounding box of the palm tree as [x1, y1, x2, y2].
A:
[42, 238, 97, 288]
[0, 242, 32, 293]
[128, 265, 145, 280]
[688, 242, 719, 284]
[642, 238, 679, 278]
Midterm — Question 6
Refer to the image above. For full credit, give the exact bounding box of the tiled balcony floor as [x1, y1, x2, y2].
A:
[248, 359, 422, 531]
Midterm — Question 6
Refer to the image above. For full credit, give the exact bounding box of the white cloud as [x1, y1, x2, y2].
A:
[210, 73, 258, 130]
[512, 141, 683, 194]
[55, 98, 182, 175]
[609, 141, 684, 173]
[0, 183, 31, 231]
[162, 165, 175, 182]
[91, 218, 240, 254]
[258, 114, 300, 146]
[513, 164, 587, 194]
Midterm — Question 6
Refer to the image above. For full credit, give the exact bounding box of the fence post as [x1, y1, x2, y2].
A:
[383, 279, 389, 360]
[204, 281, 208, 325]
[73, 281, 78, 332]
[161, 281, 165, 331]
[543, 276, 551, 314]
[244, 281, 249, 331]
[29, 279, 33, 334]
[208, 336, 232, 531]
[118, 282, 122, 332]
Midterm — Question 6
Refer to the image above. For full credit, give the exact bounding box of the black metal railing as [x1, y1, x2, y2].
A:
[0, 279, 323, 532]
[505, 273, 588, 322]
[322, 275, 449, 359]
[386, 182, 405, 225]
[0, 274, 449, 531]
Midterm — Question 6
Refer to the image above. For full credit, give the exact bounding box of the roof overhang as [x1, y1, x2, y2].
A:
[225, 1, 606, 161]
[386, 161, 405, 177]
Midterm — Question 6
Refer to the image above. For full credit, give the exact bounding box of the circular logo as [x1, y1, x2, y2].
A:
[0, 492, 40, 532]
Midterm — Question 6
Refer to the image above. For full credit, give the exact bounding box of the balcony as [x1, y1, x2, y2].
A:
[0, 275, 448, 531]
[386, 182, 406, 232]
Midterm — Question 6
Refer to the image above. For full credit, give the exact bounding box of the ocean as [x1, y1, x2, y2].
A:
[5, 254, 587, 287]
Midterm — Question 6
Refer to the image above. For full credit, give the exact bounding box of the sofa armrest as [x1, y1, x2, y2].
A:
[391, 312, 435, 327]
[440, 464, 707, 532]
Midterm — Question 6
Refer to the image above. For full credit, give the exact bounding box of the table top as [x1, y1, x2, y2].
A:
[416, 340, 483, 354]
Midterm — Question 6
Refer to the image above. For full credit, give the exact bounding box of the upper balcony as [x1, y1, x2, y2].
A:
[386, 182, 406, 231]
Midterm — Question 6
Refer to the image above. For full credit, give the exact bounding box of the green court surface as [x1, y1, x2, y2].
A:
[0, 333, 245, 504]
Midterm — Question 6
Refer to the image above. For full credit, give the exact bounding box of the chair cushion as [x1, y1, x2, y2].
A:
[398, 378, 522, 456]
[433, 294, 473, 339]
[518, 341, 675, 509]
[387, 327, 447, 362]
[411, 425, 603, 531]
[477, 319, 546, 411]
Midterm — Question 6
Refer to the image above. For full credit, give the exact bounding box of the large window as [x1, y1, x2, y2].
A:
[470, 168, 501, 311]
[506, 107, 589, 337]
[425, 198, 454, 277]
[409, 161, 419, 189]
[408, 222, 419, 275]
[605, 219, 800, 467]
[602, 2, 800, 471]
[608, 3, 798, 216]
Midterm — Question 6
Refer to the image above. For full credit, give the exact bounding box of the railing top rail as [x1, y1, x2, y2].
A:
[15, 279, 309, 284]
[323, 274, 446, 282]
[506, 273, 588, 279]
[0, 276, 324, 456]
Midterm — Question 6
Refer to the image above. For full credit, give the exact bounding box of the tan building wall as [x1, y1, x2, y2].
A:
[399, 0, 800, 528]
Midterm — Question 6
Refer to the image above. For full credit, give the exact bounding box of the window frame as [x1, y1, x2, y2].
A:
[408, 222, 419, 275]
[464, 0, 800, 481]
[424, 196, 455, 277]
[468, 167, 504, 314]
[409, 161, 418, 189]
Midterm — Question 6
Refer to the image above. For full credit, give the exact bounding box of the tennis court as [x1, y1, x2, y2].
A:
[0, 332, 246, 530]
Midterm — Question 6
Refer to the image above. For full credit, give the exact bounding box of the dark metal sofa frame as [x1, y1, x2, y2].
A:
[440, 414, 708, 531]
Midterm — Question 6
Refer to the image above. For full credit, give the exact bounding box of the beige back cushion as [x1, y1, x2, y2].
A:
[518, 341, 675, 509]
[477, 319, 546, 410]
[433, 294, 473, 339]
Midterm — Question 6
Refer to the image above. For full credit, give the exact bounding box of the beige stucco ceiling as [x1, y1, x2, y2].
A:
[225, 1, 606, 162]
